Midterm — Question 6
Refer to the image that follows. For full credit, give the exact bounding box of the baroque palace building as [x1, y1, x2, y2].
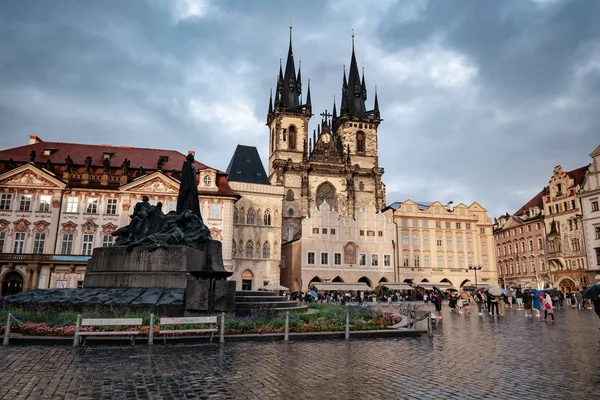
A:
[383, 200, 498, 289]
[0, 135, 274, 296]
[493, 190, 549, 290]
[267, 29, 385, 243]
[493, 162, 594, 293]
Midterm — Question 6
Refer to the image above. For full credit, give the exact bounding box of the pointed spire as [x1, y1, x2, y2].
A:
[317, 124, 321, 136]
[361, 64, 367, 100]
[343, 30, 367, 116]
[297, 59, 302, 94]
[309, 137, 312, 154]
[268, 89, 273, 114]
[275, 75, 280, 103]
[374, 86, 379, 114]
[313, 129, 316, 145]
[332, 96, 337, 119]
[306, 79, 311, 106]
[278, 24, 300, 110]
[341, 64, 348, 111]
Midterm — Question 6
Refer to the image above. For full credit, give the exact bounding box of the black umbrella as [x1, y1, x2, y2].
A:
[547, 288, 561, 297]
[582, 284, 600, 300]
[510, 285, 521, 289]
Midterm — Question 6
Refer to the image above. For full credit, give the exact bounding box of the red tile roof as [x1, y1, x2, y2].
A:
[0, 137, 239, 198]
[0, 139, 214, 172]
[566, 165, 589, 187]
[514, 187, 548, 216]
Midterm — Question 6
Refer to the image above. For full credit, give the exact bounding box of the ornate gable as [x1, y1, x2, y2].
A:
[120, 172, 179, 194]
[101, 222, 118, 235]
[0, 164, 65, 189]
[33, 220, 51, 233]
[0, 219, 9, 232]
[61, 221, 78, 235]
[13, 218, 31, 233]
[82, 219, 99, 234]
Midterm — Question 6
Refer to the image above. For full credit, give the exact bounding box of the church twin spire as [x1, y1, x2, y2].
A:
[268, 27, 379, 121]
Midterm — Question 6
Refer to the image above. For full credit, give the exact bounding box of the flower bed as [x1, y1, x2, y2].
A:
[0, 307, 402, 337]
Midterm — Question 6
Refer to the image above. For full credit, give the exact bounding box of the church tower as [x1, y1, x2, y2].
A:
[268, 29, 385, 243]
[330, 33, 385, 215]
[267, 25, 312, 241]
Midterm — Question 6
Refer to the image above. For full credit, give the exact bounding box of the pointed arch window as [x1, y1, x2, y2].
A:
[247, 208, 255, 225]
[239, 207, 245, 224]
[232, 240, 236, 257]
[356, 131, 365, 153]
[263, 209, 272, 226]
[262, 242, 271, 258]
[286, 190, 295, 201]
[245, 241, 254, 258]
[233, 208, 238, 224]
[289, 125, 297, 150]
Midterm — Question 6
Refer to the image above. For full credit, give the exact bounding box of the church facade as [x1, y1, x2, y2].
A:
[267, 30, 386, 243]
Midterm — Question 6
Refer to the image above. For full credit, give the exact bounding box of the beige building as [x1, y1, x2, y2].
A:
[227, 145, 284, 291]
[580, 144, 600, 279]
[493, 190, 549, 289]
[0, 136, 239, 296]
[544, 165, 589, 292]
[281, 203, 395, 292]
[267, 30, 385, 243]
[384, 200, 498, 289]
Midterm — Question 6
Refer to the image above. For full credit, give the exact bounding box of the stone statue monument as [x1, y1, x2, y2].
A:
[83, 154, 234, 313]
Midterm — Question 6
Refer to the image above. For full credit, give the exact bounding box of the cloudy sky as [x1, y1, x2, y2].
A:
[0, 0, 599, 217]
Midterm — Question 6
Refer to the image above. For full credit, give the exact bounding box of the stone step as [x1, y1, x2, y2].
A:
[235, 301, 300, 309]
[235, 290, 279, 297]
[272, 305, 309, 312]
[235, 295, 288, 302]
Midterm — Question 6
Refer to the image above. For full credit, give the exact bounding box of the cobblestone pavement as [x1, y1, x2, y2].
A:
[1, 307, 599, 399]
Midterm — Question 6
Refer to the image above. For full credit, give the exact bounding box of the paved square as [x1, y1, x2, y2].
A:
[1, 308, 599, 399]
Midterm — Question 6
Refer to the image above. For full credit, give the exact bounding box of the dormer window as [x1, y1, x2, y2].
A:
[103, 153, 114, 160]
[43, 149, 58, 156]
[159, 156, 169, 163]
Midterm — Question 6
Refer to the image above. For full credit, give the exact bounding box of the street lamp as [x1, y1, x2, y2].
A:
[469, 264, 483, 289]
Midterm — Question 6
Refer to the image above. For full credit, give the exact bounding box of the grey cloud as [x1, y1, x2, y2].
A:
[0, 0, 598, 218]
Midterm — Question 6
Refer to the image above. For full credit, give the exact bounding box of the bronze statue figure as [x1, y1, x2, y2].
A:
[84, 156, 92, 173]
[176, 153, 202, 221]
[65, 155, 74, 172]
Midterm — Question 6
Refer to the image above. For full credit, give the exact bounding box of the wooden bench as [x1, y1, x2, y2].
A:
[156, 316, 218, 344]
[73, 317, 143, 347]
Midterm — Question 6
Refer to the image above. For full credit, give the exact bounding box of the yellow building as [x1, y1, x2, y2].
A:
[383, 200, 498, 289]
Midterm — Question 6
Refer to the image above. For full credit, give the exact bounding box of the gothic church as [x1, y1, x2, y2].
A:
[267, 28, 386, 242]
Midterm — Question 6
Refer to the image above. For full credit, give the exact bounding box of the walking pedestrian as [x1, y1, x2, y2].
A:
[523, 289, 533, 317]
[516, 288, 524, 310]
[489, 295, 499, 317]
[543, 292, 555, 322]
[474, 290, 484, 315]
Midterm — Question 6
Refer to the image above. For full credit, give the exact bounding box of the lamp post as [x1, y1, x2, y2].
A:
[469, 264, 482, 289]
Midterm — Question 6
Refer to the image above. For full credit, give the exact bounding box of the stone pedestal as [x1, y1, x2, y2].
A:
[84, 246, 210, 289]
[185, 279, 235, 313]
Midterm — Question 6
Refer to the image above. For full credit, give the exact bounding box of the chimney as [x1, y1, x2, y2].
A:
[29, 135, 43, 144]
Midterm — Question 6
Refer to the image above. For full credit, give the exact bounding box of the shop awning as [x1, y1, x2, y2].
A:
[379, 283, 414, 291]
[415, 282, 453, 290]
[312, 283, 371, 291]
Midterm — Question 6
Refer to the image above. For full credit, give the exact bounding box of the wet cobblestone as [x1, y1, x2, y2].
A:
[1, 308, 599, 399]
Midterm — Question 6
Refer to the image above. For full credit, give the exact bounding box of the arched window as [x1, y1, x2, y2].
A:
[239, 207, 245, 224]
[316, 182, 336, 209]
[263, 209, 271, 226]
[289, 125, 297, 150]
[286, 189, 294, 201]
[288, 208, 294, 216]
[245, 241, 254, 258]
[356, 131, 365, 153]
[247, 208, 255, 225]
[359, 182, 364, 191]
[233, 208, 238, 224]
[262, 242, 271, 258]
[232, 240, 236, 257]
